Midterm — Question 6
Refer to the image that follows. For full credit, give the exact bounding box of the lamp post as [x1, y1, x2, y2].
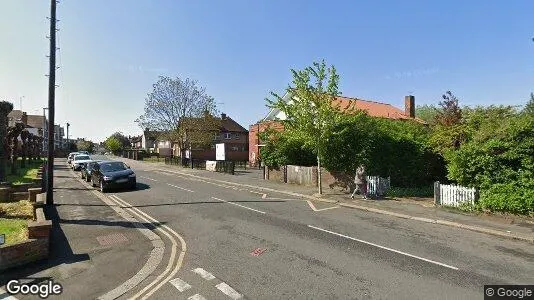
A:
[66, 122, 70, 150]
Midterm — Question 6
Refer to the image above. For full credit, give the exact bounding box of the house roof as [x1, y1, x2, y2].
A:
[264, 92, 426, 124]
[27, 115, 46, 129]
[221, 116, 248, 133]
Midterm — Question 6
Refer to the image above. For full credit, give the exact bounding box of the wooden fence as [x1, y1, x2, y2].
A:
[434, 182, 477, 207]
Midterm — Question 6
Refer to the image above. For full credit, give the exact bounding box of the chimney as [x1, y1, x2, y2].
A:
[404, 95, 415, 118]
[21, 112, 28, 126]
[221, 113, 227, 120]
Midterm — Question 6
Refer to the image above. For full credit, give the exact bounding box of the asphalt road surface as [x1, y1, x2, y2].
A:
[78, 156, 534, 300]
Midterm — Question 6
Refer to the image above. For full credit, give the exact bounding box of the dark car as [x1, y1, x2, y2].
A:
[81, 161, 100, 182]
[90, 161, 136, 193]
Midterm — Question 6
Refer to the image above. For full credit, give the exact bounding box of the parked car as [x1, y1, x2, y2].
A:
[67, 152, 80, 166]
[72, 154, 93, 171]
[91, 161, 136, 193]
[79, 151, 90, 155]
[81, 161, 100, 182]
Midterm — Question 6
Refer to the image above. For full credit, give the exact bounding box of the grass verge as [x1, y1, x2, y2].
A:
[0, 200, 33, 245]
[4, 159, 44, 185]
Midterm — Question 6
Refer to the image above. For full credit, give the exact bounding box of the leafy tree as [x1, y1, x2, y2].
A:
[415, 104, 440, 125]
[429, 91, 467, 154]
[266, 60, 349, 193]
[110, 132, 130, 150]
[104, 136, 121, 154]
[0, 101, 13, 182]
[523, 92, 534, 116]
[259, 129, 316, 168]
[77, 140, 94, 153]
[135, 76, 219, 154]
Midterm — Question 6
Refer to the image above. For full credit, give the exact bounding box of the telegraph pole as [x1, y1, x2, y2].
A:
[46, 0, 57, 205]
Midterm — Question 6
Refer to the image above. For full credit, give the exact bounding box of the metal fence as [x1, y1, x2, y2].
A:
[434, 182, 477, 207]
[215, 161, 235, 175]
[366, 176, 390, 198]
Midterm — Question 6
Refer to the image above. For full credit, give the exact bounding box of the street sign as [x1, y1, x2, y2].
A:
[216, 143, 225, 161]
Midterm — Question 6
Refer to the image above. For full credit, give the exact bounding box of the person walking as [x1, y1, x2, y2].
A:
[351, 165, 367, 199]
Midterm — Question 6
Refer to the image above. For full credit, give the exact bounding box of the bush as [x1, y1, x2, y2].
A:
[386, 186, 434, 198]
[479, 181, 534, 215]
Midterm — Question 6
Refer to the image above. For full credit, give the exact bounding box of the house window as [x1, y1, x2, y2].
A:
[234, 133, 240, 140]
[224, 133, 231, 139]
[213, 133, 218, 140]
[231, 146, 239, 151]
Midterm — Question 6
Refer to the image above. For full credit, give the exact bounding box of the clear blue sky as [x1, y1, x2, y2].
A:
[1, 0, 533, 142]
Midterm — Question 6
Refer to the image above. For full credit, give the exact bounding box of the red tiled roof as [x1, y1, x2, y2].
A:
[332, 96, 426, 123]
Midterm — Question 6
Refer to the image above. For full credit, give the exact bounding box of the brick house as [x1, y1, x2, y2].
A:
[248, 92, 424, 166]
[173, 113, 249, 161]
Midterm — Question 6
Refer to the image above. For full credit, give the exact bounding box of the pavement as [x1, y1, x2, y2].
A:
[1, 156, 533, 300]
[0, 160, 154, 299]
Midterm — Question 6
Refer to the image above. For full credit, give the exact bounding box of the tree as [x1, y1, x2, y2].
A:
[523, 92, 534, 116]
[77, 140, 94, 153]
[435, 91, 462, 126]
[178, 112, 222, 154]
[104, 136, 121, 154]
[415, 104, 440, 125]
[7, 123, 24, 174]
[0, 101, 13, 182]
[109, 132, 130, 150]
[266, 60, 348, 194]
[135, 76, 219, 153]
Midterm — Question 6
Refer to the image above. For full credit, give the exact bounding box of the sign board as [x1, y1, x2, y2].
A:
[185, 150, 190, 159]
[0, 234, 4, 245]
[216, 143, 225, 161]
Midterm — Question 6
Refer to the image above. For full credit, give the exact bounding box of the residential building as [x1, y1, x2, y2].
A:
[249, 92, 424, 166]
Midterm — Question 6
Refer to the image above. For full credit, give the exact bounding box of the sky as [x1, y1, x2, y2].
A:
[1, 0, 533, 143]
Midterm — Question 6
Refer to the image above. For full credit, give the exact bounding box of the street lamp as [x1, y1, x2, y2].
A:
[66, 122, 70, 150]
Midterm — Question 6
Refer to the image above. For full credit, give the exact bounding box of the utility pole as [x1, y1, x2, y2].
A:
[46, 0, 57, 205]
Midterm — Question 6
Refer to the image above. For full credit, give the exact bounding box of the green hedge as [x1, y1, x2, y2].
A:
[386, 186, 434, 198]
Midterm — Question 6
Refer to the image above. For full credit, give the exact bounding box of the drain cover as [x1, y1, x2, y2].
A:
[96, 233, 128, 246]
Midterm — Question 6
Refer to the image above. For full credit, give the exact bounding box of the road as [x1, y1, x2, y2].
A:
[78, 156, 534, 299]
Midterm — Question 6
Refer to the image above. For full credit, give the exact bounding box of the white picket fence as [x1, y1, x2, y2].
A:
[366, 176, 390, 198]
[435, 183, 477, 207]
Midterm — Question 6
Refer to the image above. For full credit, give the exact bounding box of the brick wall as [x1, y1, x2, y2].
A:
[0, 206, 51, 271]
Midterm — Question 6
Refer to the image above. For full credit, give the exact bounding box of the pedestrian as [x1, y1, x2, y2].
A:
[351, 165, 367, 199]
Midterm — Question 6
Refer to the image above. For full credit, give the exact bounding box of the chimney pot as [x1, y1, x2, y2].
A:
[221, 113, 227, 120]
[404, 95, 415, 118]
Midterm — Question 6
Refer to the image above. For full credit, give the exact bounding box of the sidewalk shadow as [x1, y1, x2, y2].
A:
[0, 204, 89, 285]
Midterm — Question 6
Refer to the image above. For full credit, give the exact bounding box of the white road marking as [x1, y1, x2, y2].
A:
[308, 225, 459, 270]
[110, 195, 187, 300]
[212, 197, 266, 214]
[215, 282, 243, 300]
[0, 288, 19, 300]
[192, 267, 216, 280]
[168, 278, 191, 292]
[188, 294, 207, 300]
[167, 183, 195, 193]
[139, 176, 158, 182]
[307, 200, 339, 212]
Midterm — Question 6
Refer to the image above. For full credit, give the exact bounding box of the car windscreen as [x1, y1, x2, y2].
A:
[99, 162, 128, 172]
[74, 155, 90, 161]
